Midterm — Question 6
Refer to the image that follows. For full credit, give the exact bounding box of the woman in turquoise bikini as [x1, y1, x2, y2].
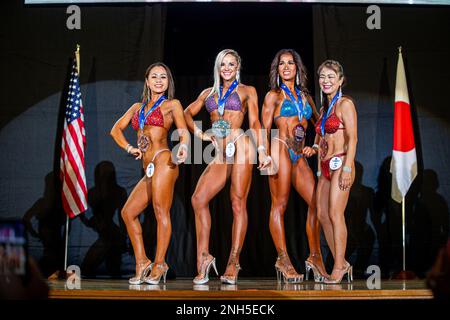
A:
[261, 49, 327, 283]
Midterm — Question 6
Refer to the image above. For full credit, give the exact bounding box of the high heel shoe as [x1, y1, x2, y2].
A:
[193, 255, 219, 285]
[305, 261, 325, 282]
[128, 260, 153, 285]
[275, 257, 304, 284]
[220, 263, 242, 285]
[323, 263, 353, 284]
[144, 262, 169, 285]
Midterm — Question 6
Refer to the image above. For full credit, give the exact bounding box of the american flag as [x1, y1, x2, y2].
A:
[60, 60, 87, 218]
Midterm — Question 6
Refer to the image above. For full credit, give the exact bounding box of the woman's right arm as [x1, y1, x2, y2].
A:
[303, 104, 322, 158]
[306, 94, 320, 126]
[261, 91, 277, 156]
[184, 88, 210, 139]
[110, 103, 141, 157]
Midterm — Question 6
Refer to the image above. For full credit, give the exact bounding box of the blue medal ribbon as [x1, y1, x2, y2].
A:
[280, 83, 305, 121]
[218, 80, 239, 116]
[139, 95, 167, 130]
[320, 91, 342, 136]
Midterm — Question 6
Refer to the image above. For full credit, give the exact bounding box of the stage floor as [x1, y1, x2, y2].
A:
[48, 278, 432, 300]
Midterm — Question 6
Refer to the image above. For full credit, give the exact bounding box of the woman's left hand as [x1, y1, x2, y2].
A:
[130, 147, 143, 160]
[302, 146, 317, 158]
[339, 171, 352, 191]
[176, 144, 188, 164]
[258, 151, 272, 170]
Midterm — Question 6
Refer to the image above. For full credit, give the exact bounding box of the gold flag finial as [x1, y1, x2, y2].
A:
[75, 44, 81, 75]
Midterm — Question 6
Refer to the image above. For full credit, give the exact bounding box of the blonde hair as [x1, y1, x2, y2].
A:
[207, 49, 241, 99]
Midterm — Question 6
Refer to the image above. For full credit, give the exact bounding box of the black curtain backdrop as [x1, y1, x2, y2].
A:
[1, 1, 449, 279]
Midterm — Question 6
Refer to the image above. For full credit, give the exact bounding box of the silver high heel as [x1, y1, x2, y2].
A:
[193, 255, 219, 285]
[275, 257, 304, 284]
[144, 262, 169, 285]
[220, 263, 242, 285]
[305, 261, 325, 282]
[128, 261, 153, 285]
[323, 264, 353, 284]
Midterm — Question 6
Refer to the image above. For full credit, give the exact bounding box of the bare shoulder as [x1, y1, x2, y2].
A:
[199, 87, 213, 99]
[238, 83, 257, 95]
[304, 92, 314, 104]
[166, 98, 183, 110]
[264, 89, 281, 105]
[338, 95, 356, 112]
[129, 102, 142, 113]
[166, 98, 181, 106]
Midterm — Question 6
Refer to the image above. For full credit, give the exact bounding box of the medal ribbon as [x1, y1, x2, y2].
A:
[280, 83, 304, 121]
[218, 80, 239, 116]
[139, 95, 167, 131]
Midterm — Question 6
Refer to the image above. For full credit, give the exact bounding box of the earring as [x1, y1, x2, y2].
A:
[296, 73, 300, 87]
[320, 89, 323, 107]
[339, 85, 342, 97]
[236, 70, 240, 82]
[147, 87, 151, 100]
[277, 74, 280, 87]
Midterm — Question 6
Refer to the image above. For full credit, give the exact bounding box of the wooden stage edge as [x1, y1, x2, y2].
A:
[48, 279, 433, 301]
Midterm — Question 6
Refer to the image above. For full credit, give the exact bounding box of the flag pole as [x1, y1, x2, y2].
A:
[391, 45, 417, 280]
[394, 195, 417, 279]
[64, 215, 69, 271]
[398, 45, 408, 275]
[63, 44, 81, 273]
[75, 44, 80, 75]
[402, 196, 406, 271]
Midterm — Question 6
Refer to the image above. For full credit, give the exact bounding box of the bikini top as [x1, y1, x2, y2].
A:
[275, 99, 313, 121]
[131, 105, 165, 130]
[205, 91, 243, 114]
[315, 108, 345, 135]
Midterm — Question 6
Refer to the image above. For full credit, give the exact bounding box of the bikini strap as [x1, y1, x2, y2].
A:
[151, 148, 171, 162]
[232, 132, 245, 144]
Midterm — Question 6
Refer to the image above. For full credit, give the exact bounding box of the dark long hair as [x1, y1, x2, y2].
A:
[317, 59, 345, 113]
[142, 62, 175, 102]
[269, 49, 308, 92]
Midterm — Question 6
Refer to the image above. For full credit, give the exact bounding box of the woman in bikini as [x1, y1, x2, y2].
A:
[261, 49, 327, 283]
[110, 62, 189, 285]
[184, 49, 271, 285]
[303, 59, 358, 284]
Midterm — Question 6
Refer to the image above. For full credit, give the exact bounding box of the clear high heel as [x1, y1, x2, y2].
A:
[128, 260, 153, 285]
[220, 263, 242, 285]
[144, 262, 169, 285]
[193, 255, 219, 285]
[305, 261, 325, 282]
[275, 257, 304, 284]
[323, 264, 353, 284]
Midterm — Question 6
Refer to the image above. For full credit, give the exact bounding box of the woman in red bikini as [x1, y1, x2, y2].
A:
[110, 62, 189, 285]
[184, 49, 271, 285]
[303, 60, 357, 284]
